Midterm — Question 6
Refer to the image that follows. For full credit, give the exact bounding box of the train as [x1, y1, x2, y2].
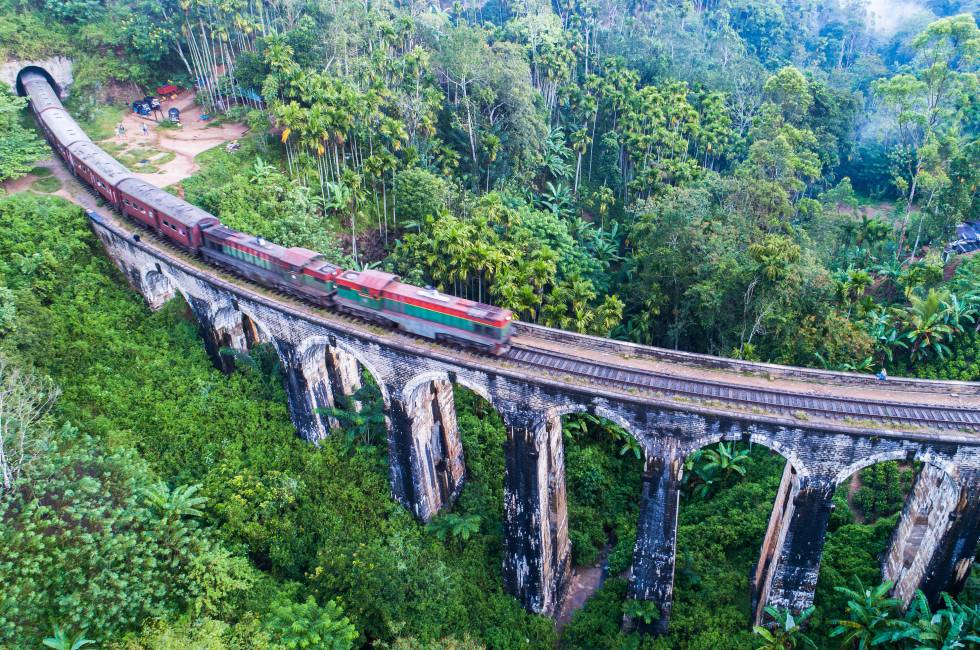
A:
[19, 70, 513, 354]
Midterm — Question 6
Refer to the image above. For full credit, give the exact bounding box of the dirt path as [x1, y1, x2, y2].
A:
[3, 92, 246, 202]
[847, 472, 865, 524]
[108, 90, 247, 186]
[2, 157, 100, 210]
[556, 546, 611, 631]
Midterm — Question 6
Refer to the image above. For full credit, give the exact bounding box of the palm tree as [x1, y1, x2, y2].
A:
[753, 606, 817, 650]
[605, 424, 642, 460]
[144, 482, 207, 523]
[622, 599, 660, 626]
[323, 180, 359, 266]
[43, 626, 96, 650]
[896, 289, 955, 362]
[427, 512, 481, 549]
[317, 384, 386, 452]
[879, 591, 980, 649]
[941, 291, 978, 335]
[830, 579, 902, 649]
[701, 442, 751, 482]
[541, 181, 574, 218]
[481, 133, 501, 192]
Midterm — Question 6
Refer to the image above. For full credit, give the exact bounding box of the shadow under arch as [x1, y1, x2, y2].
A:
[815, 447, 969, 616]
[680, 430, 809, 479]
[15, 65, 60, 97]
[295, 334, 389, 408]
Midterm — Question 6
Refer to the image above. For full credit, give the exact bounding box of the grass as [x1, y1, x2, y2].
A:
[75, 104, 128, 141]
[29, 166, 52, 178]
[98, 143, 175, 173]
[30, 176, 61, 193]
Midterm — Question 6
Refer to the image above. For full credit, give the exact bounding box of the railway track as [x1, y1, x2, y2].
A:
[79, 182, 980, 434]
[506, 345, 980, 430]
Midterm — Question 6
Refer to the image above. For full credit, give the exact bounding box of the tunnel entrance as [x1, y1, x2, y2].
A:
[15, 66, 60, 97]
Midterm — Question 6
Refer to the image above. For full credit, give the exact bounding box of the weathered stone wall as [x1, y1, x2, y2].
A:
[884, 465, 980, 607]
[624, 453, 682, 634]
[4, 58, 73, 96]
[88, 212, 980, 635]
[502, 412, 571, 616]
[403, 378, 465, 521]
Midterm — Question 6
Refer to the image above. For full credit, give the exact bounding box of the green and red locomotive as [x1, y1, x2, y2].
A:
[21, 69, 513, 354]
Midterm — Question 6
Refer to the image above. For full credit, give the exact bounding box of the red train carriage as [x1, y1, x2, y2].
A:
[21, 72, 64, 114]
[66, 141, 133, 204]
[22, 69, 515, 354]
[116, 178, 219, 248]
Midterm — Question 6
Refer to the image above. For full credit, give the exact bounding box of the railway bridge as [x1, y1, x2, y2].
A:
[88, 210, 980, 635]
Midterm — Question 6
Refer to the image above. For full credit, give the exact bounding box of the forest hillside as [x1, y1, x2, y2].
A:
[0, 0, 978, 648]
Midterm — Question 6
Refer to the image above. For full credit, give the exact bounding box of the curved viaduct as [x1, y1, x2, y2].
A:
[87, 210, 980, 634]
[13, 50, 979, 634]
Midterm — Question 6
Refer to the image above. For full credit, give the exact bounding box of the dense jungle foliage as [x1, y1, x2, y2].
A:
[0, 192, 977, 647]
[1, 0, 979, 648]
[2, 0, 978, 374]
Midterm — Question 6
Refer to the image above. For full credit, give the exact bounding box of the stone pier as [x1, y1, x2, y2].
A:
[751, 469, 834, 624]
[884, 465, 980, 607]
[624, 453, 682, 635]
[502, 412, 571, 616]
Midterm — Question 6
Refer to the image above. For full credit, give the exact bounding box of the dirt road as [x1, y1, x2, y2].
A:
[112, 90, 248, 186]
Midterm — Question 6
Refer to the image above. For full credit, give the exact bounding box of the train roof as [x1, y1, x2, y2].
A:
[340, 269, 399, 291]
[68, 141, 133, 185]
[338, 270, 512, 324]
[22, 75, 64, 113]
[117, 178, 219, 227]
[204, 225, 323, 268]
[40, 108, 91, 147]
[385, 282, 512, 322]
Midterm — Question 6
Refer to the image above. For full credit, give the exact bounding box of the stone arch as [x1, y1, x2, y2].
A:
[138, 264, 181, 311]
[15, 65, 60, 97]
[681, 430, 809, 479]
[397, 369, 508, 522]
[832, 449, 959, 489]
[296, 335, 388, 407]
[629, 427, 810, 634]
[401, 370, 492, 412]
[828, 447, 971, 608]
